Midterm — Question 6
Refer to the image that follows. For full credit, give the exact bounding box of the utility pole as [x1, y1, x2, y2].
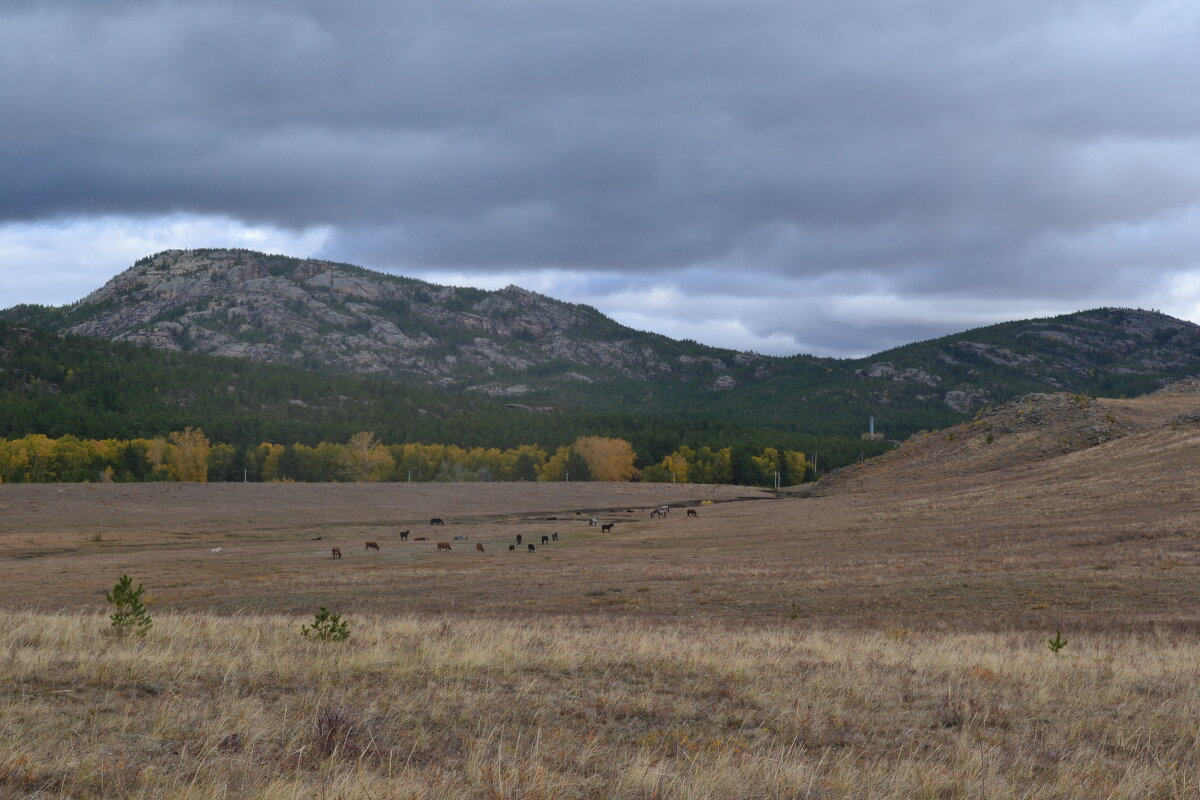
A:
[243, 468, 247, 483]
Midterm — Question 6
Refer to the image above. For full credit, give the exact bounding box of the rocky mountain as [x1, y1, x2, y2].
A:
[2, 248, 780, 404]
[717, 304, 1200, 435]
[5, 248, 1200, 437]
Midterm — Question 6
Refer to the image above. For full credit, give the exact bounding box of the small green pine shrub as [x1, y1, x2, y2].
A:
[302, 607, 351, 642]
[1048, 630, 1067, 655]
[105, 574, 152, 637]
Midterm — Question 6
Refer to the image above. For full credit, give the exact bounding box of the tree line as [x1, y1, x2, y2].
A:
[0, 430, 813, 487]
[0, 323, 890, 473]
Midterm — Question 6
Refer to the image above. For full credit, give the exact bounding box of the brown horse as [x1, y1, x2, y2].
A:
[437, 542, 452, 551]
[331, 547, 342, 559]
[476, 543, 485, 552]
[686, 509, 698, 518]
[365, 541, 380, 551]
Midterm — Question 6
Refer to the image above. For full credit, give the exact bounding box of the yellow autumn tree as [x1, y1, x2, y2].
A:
[342, 432, 394, 481]
[256, 442, 286, 482]
[573, 436, 637, 481]
[169, 428, 211, 482]
[145, 437, 172, 480]
[749, 447, 780, 485]
[782, 450, 810, 486]
[539, 445, 593, 481]
[663, 447, 692, 483]
[0, 439, 30, 482]
[20, 434, 55, 482]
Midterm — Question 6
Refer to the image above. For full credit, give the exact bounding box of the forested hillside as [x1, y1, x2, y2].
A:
[697, 306, 1200, 436]
[0, 325, 886, 476]
[6, 250, 1199, 439]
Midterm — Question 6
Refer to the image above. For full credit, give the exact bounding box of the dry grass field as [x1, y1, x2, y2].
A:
[3, 613, 1198, 799]
[3, 384, 1200, 797]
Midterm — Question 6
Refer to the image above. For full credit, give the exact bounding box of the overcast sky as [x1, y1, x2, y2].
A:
[2, 1, 1199, 357]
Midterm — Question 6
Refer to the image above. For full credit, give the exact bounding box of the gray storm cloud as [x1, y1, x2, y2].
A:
[1, 0, 1198, 355]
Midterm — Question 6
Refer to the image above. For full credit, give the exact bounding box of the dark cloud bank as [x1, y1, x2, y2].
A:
[2, 0, 1199, 355]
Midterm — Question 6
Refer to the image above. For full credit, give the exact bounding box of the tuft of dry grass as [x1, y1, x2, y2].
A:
[1, 611, 1198, 799]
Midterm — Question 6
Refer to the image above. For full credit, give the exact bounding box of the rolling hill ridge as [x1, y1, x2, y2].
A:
[5, 248, 1200, 437]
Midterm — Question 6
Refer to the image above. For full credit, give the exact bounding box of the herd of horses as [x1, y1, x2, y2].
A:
[324, 504, 700, 559]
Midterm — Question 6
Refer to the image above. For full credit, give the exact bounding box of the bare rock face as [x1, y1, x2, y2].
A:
[48, 248, 767, 397]
[943, 388, 992, 414]
[855, 361, 942, 386]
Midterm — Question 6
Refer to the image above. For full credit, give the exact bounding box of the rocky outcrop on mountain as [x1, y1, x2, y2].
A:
[17, 249, 768, 399]
[837, 307, 1200, 419]
[5, 249, 1200, 439]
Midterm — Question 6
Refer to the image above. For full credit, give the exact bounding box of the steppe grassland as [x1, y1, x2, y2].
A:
[3, 612, 1198, 799]
[5, 407, 1200, 800]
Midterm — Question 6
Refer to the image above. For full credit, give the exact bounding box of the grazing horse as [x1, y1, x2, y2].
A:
[210, 547, 222, 553]
[476, 543, 485, 552]
[528, 543, 536, 552]
[541, 535, 549, 545]
[365, 541, 380, 551]
[686, 509, 698, 518]
[650, 509, 663, 519]
[658, 505, 670, 516]
[589, 517, 599, 527]
[430, 518, 445, 526]
[552, 532, 559, 541]
[516, 534, 523, 545]
[454, 535, 468, 541]
[399, 529, 409, 541]
[601, 523, 614, 533]
[331, 547, 342, 559]
[508, 544, 516, 551]
[437, 542, 452, 551]
[414, 536, 427, 541]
